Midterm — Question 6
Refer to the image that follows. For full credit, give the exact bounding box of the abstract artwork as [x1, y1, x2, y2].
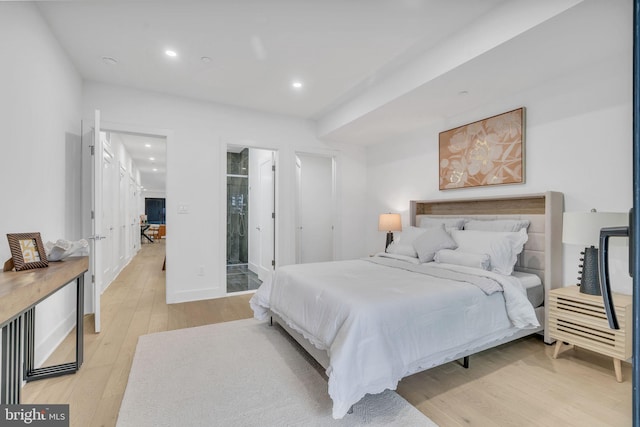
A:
[439, 108, 524, 190]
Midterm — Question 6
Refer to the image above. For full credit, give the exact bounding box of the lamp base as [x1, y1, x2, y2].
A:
[579, 246, 601, 295]
[385, 232, 394, 252]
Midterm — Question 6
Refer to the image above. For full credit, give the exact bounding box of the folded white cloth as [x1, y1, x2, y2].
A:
[45, 239, 89, 261]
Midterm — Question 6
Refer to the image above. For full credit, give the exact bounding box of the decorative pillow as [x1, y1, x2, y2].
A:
[418, 217, 466, 231]
[386, 226, 426, 258]
[450, 229, 528, 275]
[464, 219, 530, 232]
[412, 224, 457, 263]
[434, 249, 491, 270]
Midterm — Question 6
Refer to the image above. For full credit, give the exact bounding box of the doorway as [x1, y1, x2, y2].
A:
[226, 146, 275, 293]
[82, 112, 170, 332]
[295, 153, 335, 264]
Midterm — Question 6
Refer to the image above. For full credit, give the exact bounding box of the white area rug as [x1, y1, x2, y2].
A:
[117, 319, 437, 426]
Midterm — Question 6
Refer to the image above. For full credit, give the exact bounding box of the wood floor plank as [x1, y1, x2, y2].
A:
[21, 240, 632, 427]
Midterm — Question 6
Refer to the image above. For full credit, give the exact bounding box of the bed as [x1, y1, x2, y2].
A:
[250, 192, 564, 419]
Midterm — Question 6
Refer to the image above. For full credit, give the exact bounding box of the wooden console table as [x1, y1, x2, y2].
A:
[0, 256, 89, 404]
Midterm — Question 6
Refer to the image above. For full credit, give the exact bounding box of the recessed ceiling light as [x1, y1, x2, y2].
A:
[102, 56, 118, 65]
[152, 168, 158, 172]
[292, 81, 303, 89]
[458, 90, 469, 96]
[201, 56, 212, 63]
[150, 157, 155, 161]
[145, 144, 151, 148]
[165, 50, 177, 57]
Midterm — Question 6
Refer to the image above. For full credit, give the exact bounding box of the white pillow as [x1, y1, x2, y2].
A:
[412, 224, 457, 263]
[419, 217, 466, 231]
[464, 219, 530, 232]
[450, 229, 528, 275]
[386, 226, 426, 258]
[434, 249, 491, 270]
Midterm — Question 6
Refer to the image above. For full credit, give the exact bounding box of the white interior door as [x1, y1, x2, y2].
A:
[82, 110, 105, 333]
[258, 154, 275, 278]
[296, 153, 334, 264]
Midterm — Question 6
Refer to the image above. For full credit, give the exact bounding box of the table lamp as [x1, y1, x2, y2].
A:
[562, 210, 628, 295]
[378, 213, 402, 251]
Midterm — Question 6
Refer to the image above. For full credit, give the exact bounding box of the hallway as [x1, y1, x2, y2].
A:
[22, 240, 253, 426]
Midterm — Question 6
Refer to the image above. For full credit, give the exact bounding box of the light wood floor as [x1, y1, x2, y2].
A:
[22, 241, 632, 426]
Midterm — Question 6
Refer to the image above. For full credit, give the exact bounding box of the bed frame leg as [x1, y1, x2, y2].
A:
[348, 406, 353, 414]
[270, 316, 273, 326]
[463, 356, 469, 369]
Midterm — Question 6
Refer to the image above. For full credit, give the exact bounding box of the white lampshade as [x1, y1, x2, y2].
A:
[378, 213, 402, 232]
[562, 211, 628, 247]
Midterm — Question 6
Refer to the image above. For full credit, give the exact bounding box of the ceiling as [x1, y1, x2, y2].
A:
[110, 132, 167, 193]
[36, 0, 505, 119]
[34, 0, 631, 185]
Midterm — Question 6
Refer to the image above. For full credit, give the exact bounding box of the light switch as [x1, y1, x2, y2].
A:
[178, 204, 190, 214]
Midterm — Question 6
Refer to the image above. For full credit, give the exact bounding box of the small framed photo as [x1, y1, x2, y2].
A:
[7, 232, 48, 271]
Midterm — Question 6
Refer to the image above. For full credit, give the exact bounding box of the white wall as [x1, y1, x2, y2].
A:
[82, 82, 368, 303]
[0, 3, 83, 366]
[365, 48, 633, 293]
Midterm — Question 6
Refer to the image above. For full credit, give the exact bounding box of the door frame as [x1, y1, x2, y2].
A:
[294, 150, 338, 264]
[83, 118, 173, 316]
[221, 142, 279, 295]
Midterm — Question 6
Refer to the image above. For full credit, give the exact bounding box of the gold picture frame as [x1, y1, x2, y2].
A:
[439, 107, 525, 190]
[6, 232, 48, 271]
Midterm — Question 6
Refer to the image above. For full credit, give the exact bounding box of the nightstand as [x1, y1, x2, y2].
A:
[548, 286, 632, 382]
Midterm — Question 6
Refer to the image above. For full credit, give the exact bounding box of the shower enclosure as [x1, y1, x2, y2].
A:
[227, 149, 249, 265]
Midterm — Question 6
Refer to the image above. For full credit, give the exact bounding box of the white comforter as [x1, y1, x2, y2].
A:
[250, 256, 539, 419]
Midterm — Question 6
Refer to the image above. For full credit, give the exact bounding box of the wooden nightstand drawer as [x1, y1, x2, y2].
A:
[548, 286, 632, 382]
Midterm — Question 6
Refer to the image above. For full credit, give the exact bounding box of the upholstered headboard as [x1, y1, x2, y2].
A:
[410, 191, 564, 343]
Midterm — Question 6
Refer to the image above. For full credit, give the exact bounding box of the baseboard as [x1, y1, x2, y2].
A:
[167, 287, 222, 304]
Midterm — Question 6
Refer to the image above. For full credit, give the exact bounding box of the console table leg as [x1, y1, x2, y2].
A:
[24, 307, 35, 378]
[76, 274, 84, 368]
[1, 317, 22, 404]
[24, 275, 85, 382]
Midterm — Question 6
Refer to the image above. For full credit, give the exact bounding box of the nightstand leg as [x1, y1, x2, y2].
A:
[553, 341, 563, 359]
[613, 358, 623, 382]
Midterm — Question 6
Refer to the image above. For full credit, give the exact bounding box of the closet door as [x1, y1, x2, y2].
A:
[296, 153, 334, 264]
[258, 154, 275, 278]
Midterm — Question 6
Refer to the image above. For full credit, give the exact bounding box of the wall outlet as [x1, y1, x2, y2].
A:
[178, 204, 190, 214]
[197, 265, 205, 276]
